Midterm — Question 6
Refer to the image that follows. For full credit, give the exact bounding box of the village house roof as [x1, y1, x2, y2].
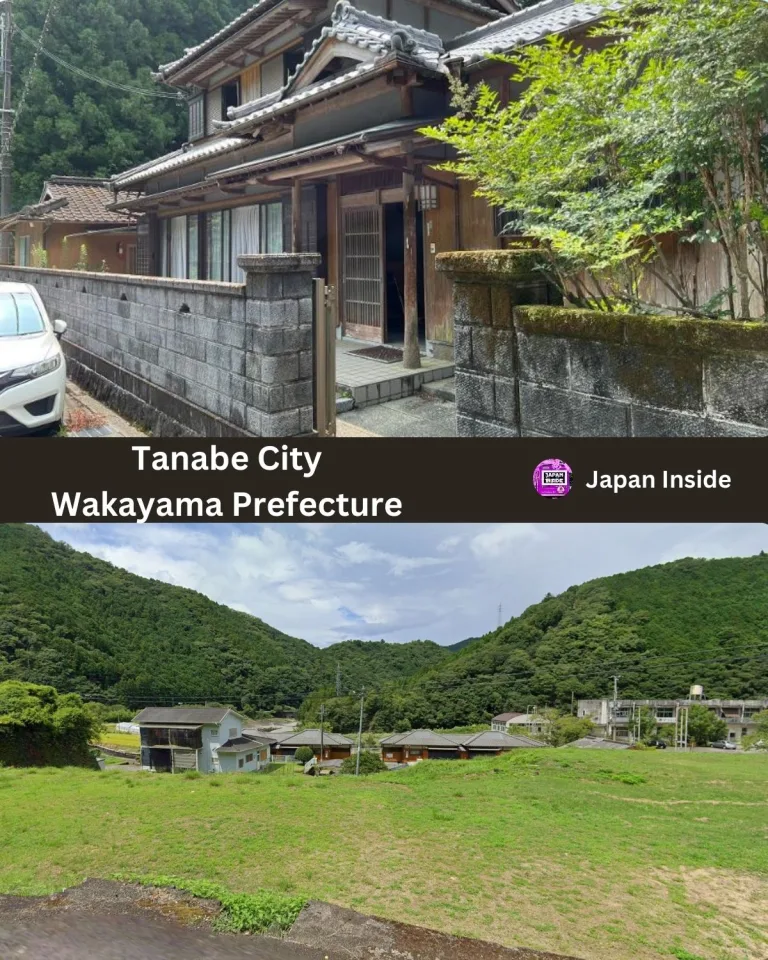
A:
[444, 0, 606, 66]
[217, 734, 273, 752]
[155, 0, 503, 83]
[564, 736, 631, 749]
[12, 177, 136, 226]
[276, 729, 355, 747]
[380, 730, 462, 749]
[215, 3, 448, 136]
[133, 706, 245, 725]
[492, 712, 522, 722]
[112, 137, 249, 191]
[462, 730, 548, 749]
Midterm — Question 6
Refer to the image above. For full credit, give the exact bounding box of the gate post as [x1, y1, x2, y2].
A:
[239, 253, 321, 437]
[315, 279, 336, 437]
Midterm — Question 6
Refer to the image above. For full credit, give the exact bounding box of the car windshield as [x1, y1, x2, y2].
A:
[0, 292, 46, 337]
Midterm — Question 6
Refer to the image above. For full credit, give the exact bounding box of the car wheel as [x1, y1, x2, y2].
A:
[33, 420, 63, 437]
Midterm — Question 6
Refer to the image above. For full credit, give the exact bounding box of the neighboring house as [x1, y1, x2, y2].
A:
[491, 712, 549, 737]
[107, 0, 604, 359]
[271, 728, 354, 760]
[0, 177, 138, 273]
[134, 706, 272, 773]
[379, 728, 545, 762]
[578, 692, 768, 744]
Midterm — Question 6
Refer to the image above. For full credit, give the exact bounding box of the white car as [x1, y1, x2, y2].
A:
[0, 282, 67, 436]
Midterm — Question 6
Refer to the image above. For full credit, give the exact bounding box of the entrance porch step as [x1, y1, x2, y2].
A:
[420, 376, 455, 403]
[338, 363, 454, 409]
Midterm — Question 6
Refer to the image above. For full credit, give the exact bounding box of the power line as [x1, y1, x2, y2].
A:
[5, 0, 58, 152]
[13, 25, 184, 100]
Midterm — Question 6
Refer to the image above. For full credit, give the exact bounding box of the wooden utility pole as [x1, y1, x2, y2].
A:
[402, 154, 420, 369]
[291, 180, 302, 253]
[319, 703, 325, 760]
[0, 0, 13, 265]
[355, 689, 365, 776]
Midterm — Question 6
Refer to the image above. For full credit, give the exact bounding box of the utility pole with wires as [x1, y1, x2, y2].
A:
[0, 0, 13, 264]
[610, 675, 620, 741]
[335, 662, 342, 698]
[354, 689, 365, 776]
[319, 703, 325, 761]
[497, 603, 503, 629]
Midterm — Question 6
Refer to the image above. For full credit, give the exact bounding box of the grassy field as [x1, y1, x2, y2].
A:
[1, 750, 766, 960]
[97, 727, 140, 751]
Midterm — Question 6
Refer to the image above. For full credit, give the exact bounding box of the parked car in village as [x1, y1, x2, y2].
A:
[0, 283, 67, 436]
[710, 740, 737, 750]
[646, 739, 668, 749]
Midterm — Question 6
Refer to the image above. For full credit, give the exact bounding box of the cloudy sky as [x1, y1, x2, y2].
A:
[40, 523, 767, 648]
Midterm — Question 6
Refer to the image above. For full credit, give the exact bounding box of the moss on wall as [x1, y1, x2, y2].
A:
[516, 306, 768, 354]
[437, 249, 544, 280]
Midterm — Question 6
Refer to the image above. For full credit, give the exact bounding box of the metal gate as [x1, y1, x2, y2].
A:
[342, 205, 384, 341]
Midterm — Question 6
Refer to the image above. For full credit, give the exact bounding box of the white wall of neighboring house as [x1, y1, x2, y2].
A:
[218, 745, 271, 773]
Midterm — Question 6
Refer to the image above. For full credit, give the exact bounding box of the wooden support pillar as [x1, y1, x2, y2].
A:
[292, 180, 302, 253]
[402, 158, 421, 369]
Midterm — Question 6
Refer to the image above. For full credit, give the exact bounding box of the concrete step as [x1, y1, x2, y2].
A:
[421, 376, 455, 403]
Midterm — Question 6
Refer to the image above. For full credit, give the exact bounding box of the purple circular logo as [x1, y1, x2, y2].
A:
[533, 459, 572, 498]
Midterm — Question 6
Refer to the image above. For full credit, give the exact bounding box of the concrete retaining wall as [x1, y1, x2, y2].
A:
[438, 251, 768, 437]
[0, 253, 320, 437]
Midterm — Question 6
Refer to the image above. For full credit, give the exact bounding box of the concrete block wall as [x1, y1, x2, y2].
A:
[0, 254, 320, 437]
[438, 251, 768, 437]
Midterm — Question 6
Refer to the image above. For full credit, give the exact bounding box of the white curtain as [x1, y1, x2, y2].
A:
[170, 215, 187, 279]
[231, 205, 260, 281]
[160, 220, 168, 277]
[265, 202, 283, 253]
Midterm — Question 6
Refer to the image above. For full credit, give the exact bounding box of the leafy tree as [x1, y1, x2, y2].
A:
[426, 0, 768, 319]
[686, 705, 728, 746]
[634, 706, 659, 743]
[543, 711, 594, 747]
[10, 0, 256, 208]
[0, 680, 99, 766]
[742, 710, 768, 751]
[340, 751, 386, 775]
[294, 746, 314, 764]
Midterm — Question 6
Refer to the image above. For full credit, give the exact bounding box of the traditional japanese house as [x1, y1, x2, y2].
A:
[1, 177, 138, 273]
[109, 0, 604, 362]
[271, 728, 355, 760]
[380, 728, 547, 762]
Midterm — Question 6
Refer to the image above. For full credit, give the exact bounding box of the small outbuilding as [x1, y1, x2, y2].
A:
[271, 729, 354, 761]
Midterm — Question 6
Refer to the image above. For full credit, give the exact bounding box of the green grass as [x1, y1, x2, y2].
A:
[97, 727, 140, 751]
[1, 750, 766, 960]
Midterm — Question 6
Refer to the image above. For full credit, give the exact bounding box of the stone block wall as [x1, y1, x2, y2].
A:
[438, 250, 768, 437]
[0, 254, 320, 436]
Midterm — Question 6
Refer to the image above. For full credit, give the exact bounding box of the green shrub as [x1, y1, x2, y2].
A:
[294, 746, 315, 765]
[340, 751, 387, 775]
[183, 770, 201, 780]
[117, 875, 306, 934]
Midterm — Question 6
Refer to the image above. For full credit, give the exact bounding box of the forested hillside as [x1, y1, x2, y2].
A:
[301, 554, 768, 731]
[11, 0, 253, 207]
[0, 525, 448, 711]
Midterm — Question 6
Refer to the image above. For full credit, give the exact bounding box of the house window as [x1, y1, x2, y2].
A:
[221, 80, 240, 117]
[238, 757, 244, 768]
[188, 96, 205, 141]
[188, 215, 200, 280]
[656, 708, 675, 719]
[18, 235, 30, 266]
[205, 209, 231, 281]
[246, 753, 253, 763]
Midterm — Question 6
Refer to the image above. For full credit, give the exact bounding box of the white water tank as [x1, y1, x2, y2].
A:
[689, 684, 704, 700]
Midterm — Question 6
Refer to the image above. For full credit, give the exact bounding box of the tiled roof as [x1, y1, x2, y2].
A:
[276, 728, 354, 747]
[217, 735, 272, 752]
[216, 2, 447, 134]
[492, 712, 522, 722]
[134, 707, 238, 725]
[462, 731, 548, 748]
[445, 0, 606, 65]
[380, 730, 461, 748]
[156, 0, 501, 80]
[21, 177, 136, 226]
[112, 137, 249, 190]
[564, 737, 631, 749]
[156, 0, 285, 80]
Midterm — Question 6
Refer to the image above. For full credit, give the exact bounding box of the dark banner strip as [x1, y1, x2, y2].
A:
[0, 438, 766, 523]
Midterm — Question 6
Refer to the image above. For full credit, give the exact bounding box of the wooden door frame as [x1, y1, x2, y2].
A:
[340, 202, 386, 343]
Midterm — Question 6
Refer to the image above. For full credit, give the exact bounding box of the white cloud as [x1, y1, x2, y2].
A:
[38, 523, 767, 648]
[469, 524, 546, 558]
